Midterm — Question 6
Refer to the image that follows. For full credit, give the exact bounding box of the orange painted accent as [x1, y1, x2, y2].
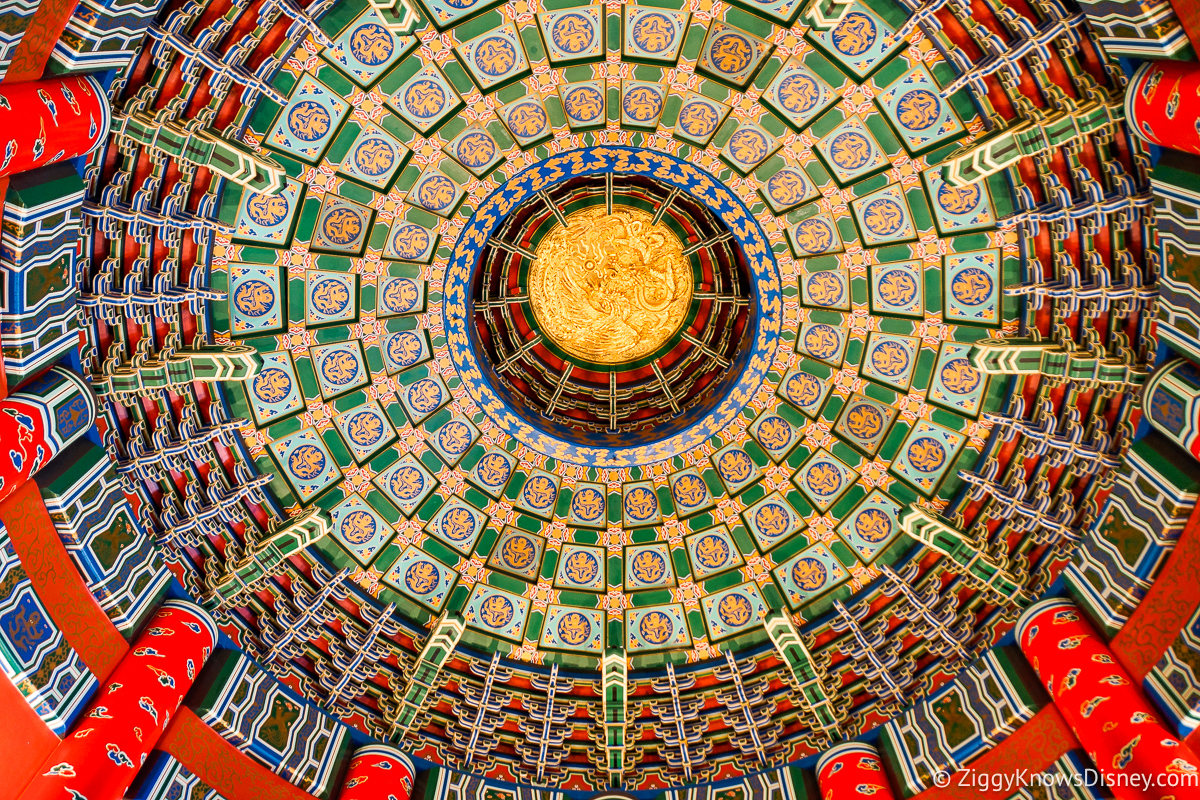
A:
[1, 0, 78, 83]
[1171, 0, 1200, 54]
[1188, 725, 1200, 753]
[912, 706, 1079, 800]
[0, 481, 128, 680]
[158, 707, 319, 800]
[0, 669, 59, 800]
[1111, 499, 1200, 681]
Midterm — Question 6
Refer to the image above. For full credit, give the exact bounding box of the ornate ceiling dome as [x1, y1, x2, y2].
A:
[56, 0, 1163, 788]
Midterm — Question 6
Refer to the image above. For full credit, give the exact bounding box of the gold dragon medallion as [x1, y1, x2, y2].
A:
[528, 205, 693, 364]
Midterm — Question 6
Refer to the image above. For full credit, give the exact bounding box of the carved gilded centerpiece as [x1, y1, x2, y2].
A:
[527, 205, 693, 364]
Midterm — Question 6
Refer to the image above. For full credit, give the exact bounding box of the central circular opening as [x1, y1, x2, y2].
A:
[527, 205, 692, 365]
[471, 171, 754, 445]
[443, 146, 782, 465]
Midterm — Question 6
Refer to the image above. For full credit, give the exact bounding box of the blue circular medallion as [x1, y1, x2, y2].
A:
[708, 32, 752, 74]
[793, 218, 835, 254]
[693, 533, 730, 570]
[408, 378, 443, 414]
[440, 507, 476, 542]
[754, 503, 791, 539]
[551, 13, 594, 54]
[349, 23, 393, 66]
[633, 546, 672, 585]
[438, 421, 473, 456]
[940, 358, 981, 394]
[896, 89, 941, 131]
[386, 331, 424, 367]
[404, 78, 446, 119]
[341, 510, 377, 544]
[638, 610, 673, 644]
[416, 175, 457, 212]
[310, 277, 350, 316]
[571, 487, 606, 523]
[562, 550, 599, 584]
[907, 437, 947, 472]
[937, 182, 982, 215]
[803, 324, 841, 360]
[405, 560, 440, 594]
[521, 475, 557, 511]
[876, 268, 917, 307]
[501, 534, 538, 570]
[245, 191, 290, 226]
[382, 278, 420, 314]
[473, 36, 517, 77]
[563, 86, 604, 123]
[869, 340, 910, 377]
[717, 593, 753, 627]
[505, 101, 548, 138]
[353, 137, 395, 177]
[389, 465, 425, 500]
[252, 367, 292, 404]
[390, 224, 431, 260]
[855, 508, 892, 543]
[322, 207, 364, 246]
[672, 475, 707, 509]
[556, 611, 592, 645]
[831, 12, 877, 56]
[631, 13, 675, 53]
[785, 372, 821, 407]
[286, 100, 330, 142]
[234, 280, 274, 317]
[455, 131, 497, 169]
[717, 450, 753, 484]
[479, 595, 514, 628]
[951, 267, 994, 305]
[320, 350, 359, 386]
[791, 557, 827, 591]
[863, 198, 905, 236]
[622, 86, 662, 122]
[623, 487, 658, 523]
[678, 100, 719, 138]
[288, 444, 326, 480]
[475, 453, 512, 488]
[728, 128, 768, 165]
[778, 73, 820, 114]
[346, 410, 385, 446]
[805, 461, 844, 497]
[806, 271, 845, 306]
[830, 131, 873, 171]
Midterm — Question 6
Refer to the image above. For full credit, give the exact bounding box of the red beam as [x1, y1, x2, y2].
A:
[0, 481, 128, 680]
[1171, 0, 1200, 55]
[157, 707, 321, 800]
[1, 0, 79, 84]
[1111, 498, 1200, 681]
[912, 705, 1079, 800]
[0, 673, 60, 800]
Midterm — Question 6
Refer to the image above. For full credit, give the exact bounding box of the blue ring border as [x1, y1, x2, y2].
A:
[442, 145, 782, 467]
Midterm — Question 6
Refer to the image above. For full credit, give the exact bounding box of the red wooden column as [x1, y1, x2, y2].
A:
[1017, 599, 1200, 800]
[338, 744, 417, 800]
[1126, 61, 1200, 157]
[816, 742, 897, 800]
[0, 367, 95, 507]
[19, 600, 218, 800]
[0, 74, 108, 178]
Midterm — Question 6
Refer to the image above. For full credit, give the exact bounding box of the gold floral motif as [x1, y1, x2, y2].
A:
[528, 205, 692, 364]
